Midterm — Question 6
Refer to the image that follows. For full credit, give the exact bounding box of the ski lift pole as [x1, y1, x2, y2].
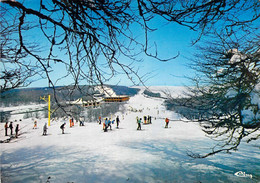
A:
[40, 94, 51, 126]
[48, 94, 51, 126]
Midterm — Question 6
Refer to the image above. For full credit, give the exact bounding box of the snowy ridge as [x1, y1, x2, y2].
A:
[133, 86, 189, 98]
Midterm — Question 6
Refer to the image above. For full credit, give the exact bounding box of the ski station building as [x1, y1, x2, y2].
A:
[71, 86, 130, 107]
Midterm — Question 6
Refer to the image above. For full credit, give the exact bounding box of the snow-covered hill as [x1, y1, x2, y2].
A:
[1, 86, 259, 183]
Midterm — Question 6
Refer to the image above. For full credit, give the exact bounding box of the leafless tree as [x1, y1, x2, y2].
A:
[166, 32, 260, 158]
[1, 0, 259, 95]
[0, 6, 40, 92]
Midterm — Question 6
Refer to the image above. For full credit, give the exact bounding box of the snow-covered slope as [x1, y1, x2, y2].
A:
[1, 86, 259, 183]
[0, 86, 203, 147]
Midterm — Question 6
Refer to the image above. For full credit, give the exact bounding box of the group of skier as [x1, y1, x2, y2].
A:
[41, 122, 66, 136]
[101, 115, 170, 132]
[42, 120, 69, 136]
[143, 115, 152, 124]
[40, 116, 121, 135]
[3, 115, 171, 139]
[41, 116, 88, 135]
[4, 122, 19, 138]
[136, 116, 170, 130]
[102, 116, 120, 132]
[136, 115, 152, 130]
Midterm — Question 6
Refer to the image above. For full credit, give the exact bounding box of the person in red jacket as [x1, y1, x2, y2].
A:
[98, 116, 102, 124]
[165, 118, 170, 128]
[70, 118, 73, 127]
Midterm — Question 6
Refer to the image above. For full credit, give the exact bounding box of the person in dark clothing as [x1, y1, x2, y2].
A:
[9, 122, 13, 135]
[43, 123, 48, 136]
[5, 122, 8, 136]
[137, 118, 142, 130]
[104, 118, 108, 132]
[116, 116, 120, 128]
[15, 124, 19, 138]
[79, 120, 84, 126]
[60, 123, 66, 134]
[79, 117, 84, 126]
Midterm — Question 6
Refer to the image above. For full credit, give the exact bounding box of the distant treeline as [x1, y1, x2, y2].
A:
[165, 98, 198, 120]
[110, 85, 140, 96]
[164, 95, 214, 121]
[0, 85, 140, 107]
[143, 89, 161, 98]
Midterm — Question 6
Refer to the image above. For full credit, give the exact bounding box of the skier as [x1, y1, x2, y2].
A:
[33, 120, 37, 129]
[98, 116, 101, 124]
[15, 124, 19, 138]
[72, 118, 74, 126]
[70, 118, 73, 127]
[108, 118, 112, 130]
[137, 118, 142, 130]
[103, 120, 106, 131]
[165, 118, 170, 128]
[43, 123, 48, 136]
[5, 122, 8, 136]
[79, 117, 84, 126]
[144, 116, 147, 124]
[60, 123, 66, 134]
[116, 116, 120, 128]
[9, 122, 13, 136]
[104, 118, 108, 132]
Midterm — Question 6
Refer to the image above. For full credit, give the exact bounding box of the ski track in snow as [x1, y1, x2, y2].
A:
[1, 87, 259, 183]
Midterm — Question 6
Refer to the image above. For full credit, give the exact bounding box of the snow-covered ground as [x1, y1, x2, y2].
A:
[1, 87, 259, 183]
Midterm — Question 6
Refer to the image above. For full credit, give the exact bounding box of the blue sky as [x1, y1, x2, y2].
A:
[2, 1, 260, 88]
[98, 18, 198, 87]
[2, 0, 198, 88]
[133, 22, 197, 86]
[9, 1, 258, 88]
[27, 16, 198, 87]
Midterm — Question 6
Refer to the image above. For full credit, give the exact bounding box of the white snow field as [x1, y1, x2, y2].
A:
[1, 87, 259, 183]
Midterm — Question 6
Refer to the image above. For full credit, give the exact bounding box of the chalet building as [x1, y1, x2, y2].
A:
[71, 96, 102, 108]
[71, 86, 130, 107]
[95, 86, 130, 103]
